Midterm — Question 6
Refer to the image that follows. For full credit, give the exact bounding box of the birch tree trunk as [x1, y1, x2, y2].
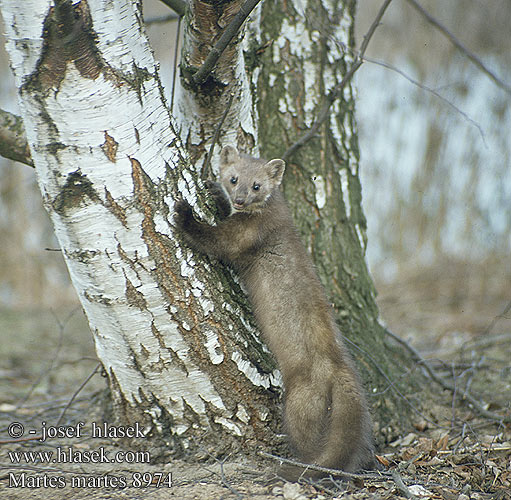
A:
[0, 0, 281, 457]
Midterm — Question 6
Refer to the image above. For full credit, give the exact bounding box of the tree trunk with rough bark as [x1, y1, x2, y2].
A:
[256, 0, 419, 441]
[0, 0, 420, 459]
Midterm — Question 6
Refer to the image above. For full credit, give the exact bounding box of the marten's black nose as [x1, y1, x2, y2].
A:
[234, 198, 245, 207]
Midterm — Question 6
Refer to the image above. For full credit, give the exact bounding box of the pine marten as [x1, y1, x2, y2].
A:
[174, 146, 374, 477]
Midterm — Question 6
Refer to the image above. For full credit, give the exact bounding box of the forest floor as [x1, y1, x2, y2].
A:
[0, 259, 510, 500]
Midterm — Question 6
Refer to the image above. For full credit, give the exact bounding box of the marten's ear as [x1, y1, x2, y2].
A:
[220, 145, 239, 166]
[265, 159, 285, 186]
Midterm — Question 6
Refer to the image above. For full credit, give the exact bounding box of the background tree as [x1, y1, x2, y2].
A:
[355, 0, 511, 356]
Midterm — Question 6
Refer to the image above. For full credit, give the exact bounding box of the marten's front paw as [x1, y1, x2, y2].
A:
[204, 180, 231, 219]
[174, 199, 193, 230]
[204, 179, 222, 194]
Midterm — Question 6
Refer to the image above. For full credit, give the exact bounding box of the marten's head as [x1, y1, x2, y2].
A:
[219, 146, 285, 214]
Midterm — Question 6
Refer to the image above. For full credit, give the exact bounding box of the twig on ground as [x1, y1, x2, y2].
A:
[404, 0, 511, 96]
[55, 363, 101, 427]
[327, 476, 349, 492]
[192, 0, 261, 85]
[218, 458, 244, 500]
[0, 435, 42, 445]
[450, 361, 458, 429]
[391, 470, 414, 499]
[385, 329, 511, 423]
[462, 332, 511, 351]
[453, 422, 468, 454]
[260, 451, 388, 481]
[283, 0, 393, 161]
[483, 421, 506, 466]
[199, 448, 244, 499]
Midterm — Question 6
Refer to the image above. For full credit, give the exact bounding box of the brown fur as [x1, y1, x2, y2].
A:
[174, 146, 374, 478]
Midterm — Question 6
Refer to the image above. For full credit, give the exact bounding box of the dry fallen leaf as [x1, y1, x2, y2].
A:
[436, 433, 449, 451]
[402, 437, 434, 461]
[375, 454, 390, 467]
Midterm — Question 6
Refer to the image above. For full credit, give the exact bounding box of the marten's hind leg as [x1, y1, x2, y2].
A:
[283, 377, 331, 464]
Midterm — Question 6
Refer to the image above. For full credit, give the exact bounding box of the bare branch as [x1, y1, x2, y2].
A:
[55, 363, 101, 427]
[201, 92, 235, 178]
[284, 0, 511, 160]
[343, 335, 443, 429]
[171, 16, 182, 112]
[404, 0, 511, 96]
[158, 0, 186, 17]
[481, 299, 511, 337]
[359, 0, 393, 55]
[283, 63, 358, 162]
[192, 0, 262, 85]
[0, 108, 33, 167]
[362, 55, 486, 143]
[283, 0, 393, 160]
[145, 13, 179, 25]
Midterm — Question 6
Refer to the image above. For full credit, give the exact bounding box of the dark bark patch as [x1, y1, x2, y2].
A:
[125, 275, 148, 310]
[151, 322, 190, 376]
[101, 131, 119, 162]
[46, 141, 67, 156]
[181, 398, 203, 428]
[53, 169, 101, 215]
[180, 63, 227, 96]
[180, 0, 242, 96]
[65, 248, 100, 262]
[83, 290, 113, 305]
[130, 157, 157, 208]
[104, 187, 128, 227]
[25, 0, 104, 93]
[117, 243, 142, 276]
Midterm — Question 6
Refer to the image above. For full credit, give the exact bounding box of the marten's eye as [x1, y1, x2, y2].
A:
[230, 176, 238, 185]
[252, 183, 260, 191]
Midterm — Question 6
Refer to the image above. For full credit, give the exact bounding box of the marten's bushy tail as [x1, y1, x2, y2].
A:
[281, 355, 374, 480]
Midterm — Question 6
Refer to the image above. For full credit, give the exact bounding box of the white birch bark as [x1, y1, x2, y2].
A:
[0, 0, 280, 451]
